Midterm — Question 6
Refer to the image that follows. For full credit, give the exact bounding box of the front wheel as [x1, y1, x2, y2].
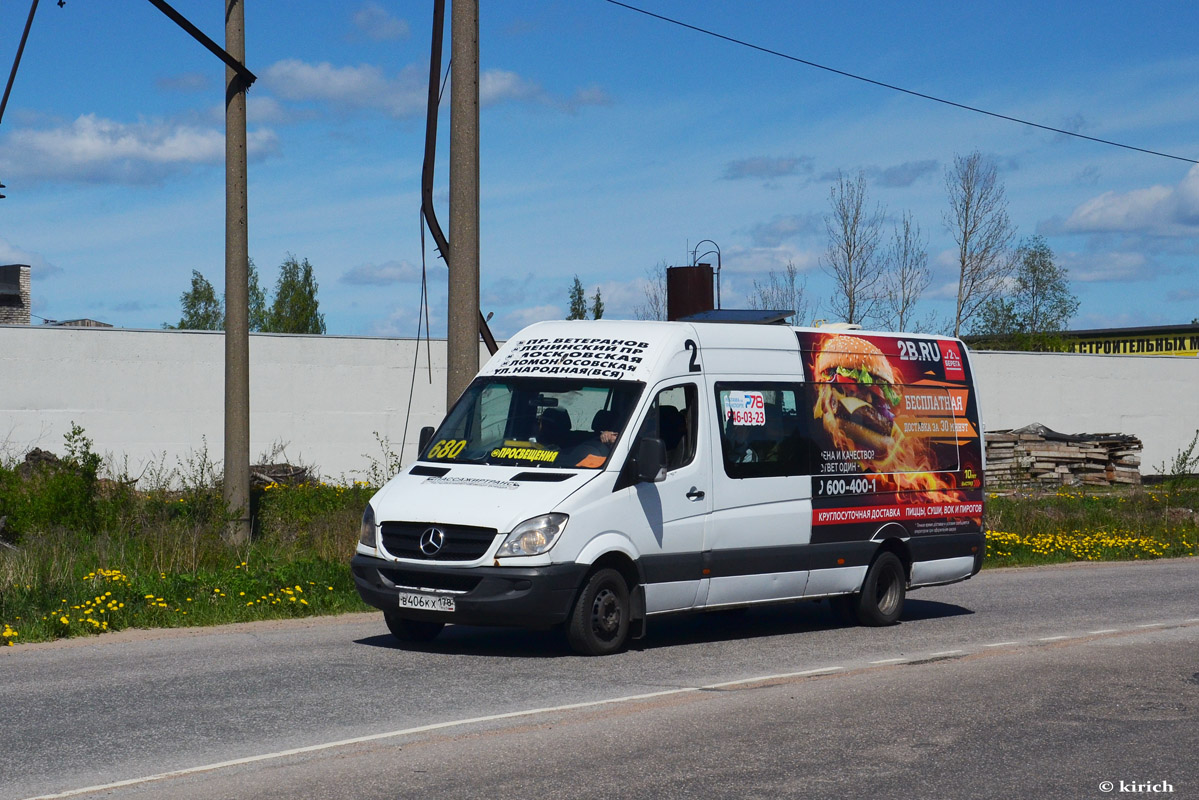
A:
[567, 568, 630, 656]
[852, 551, 906, 626]
[384, 612, 445, 644]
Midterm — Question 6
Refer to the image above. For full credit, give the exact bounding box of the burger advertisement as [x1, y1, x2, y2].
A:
[799, 332, 984, 543]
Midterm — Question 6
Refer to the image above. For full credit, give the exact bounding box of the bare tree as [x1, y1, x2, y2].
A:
[944, 152, 1017, 337]
[878, 212, 932, 332]
[822, 171, 885, 326]
[633, 260, 668, 321]
[746, 261, 813, 326]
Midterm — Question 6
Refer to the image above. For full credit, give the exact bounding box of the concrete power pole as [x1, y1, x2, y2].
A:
[446, 0, 480, 407]
[224, 0, 251, 545]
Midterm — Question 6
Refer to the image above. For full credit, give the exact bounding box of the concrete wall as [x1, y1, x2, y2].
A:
[2, 326, 1197, 481]
[0, 325, 479, 483]
[969, 349, 1199, 474]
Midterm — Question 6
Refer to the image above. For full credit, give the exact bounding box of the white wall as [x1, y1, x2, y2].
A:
[969, 349, 1199, 473]
[3, 326, 1197, 481]
[0, 325, 484, 482]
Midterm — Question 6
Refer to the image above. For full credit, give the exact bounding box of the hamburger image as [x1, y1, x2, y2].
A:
[814, 336, 904, 465]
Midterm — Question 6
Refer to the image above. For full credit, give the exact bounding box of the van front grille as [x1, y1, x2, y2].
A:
[380, 521, 498, 561]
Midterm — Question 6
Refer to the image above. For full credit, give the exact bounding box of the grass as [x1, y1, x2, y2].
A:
[2, 427, 1197, 647]
[0, 479, 375, 646]
[984, 485, 1199, 566]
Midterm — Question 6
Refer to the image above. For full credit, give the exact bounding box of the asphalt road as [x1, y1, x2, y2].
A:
[2, 558, 1197, 800]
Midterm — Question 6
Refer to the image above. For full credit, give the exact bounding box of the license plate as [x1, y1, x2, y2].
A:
[397, 592, 455, 613]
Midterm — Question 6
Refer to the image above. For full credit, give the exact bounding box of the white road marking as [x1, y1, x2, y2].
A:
[28, 618, 1199, 800]
[21, 688, 699, 800]
[23, 668, 846, 800]
[702, 667, 843, 689]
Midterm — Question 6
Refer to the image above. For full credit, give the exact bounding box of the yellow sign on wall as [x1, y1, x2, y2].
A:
[1067, 334, 1199, 357]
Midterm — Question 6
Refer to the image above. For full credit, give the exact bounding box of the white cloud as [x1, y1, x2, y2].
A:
[341, 260, 427, 285]
[263, 59, 599, 119]
[498, 304, 560, 333]
[156, 72, 210, 93]
[480, 70, 543, 106]
[0, 237, 61, 277]
[723, 156, 812, 181]
[263, 59, 426, 118]
[351, 2, 410, 41]
[1059, 164, 1199, 236]
[0, 114, 278, 184]
[1059, 250, 1153, 283]
[749, 214, 822, 247]
[872, 159, 939, 188]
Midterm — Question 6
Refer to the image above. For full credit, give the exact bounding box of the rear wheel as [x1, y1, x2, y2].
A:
[567, 568, 630, 656]
[852, 551, 906, 626]
[384, 612, 445, 644]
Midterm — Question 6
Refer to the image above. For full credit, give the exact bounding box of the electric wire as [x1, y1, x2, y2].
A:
[602, 0, 1198, 166]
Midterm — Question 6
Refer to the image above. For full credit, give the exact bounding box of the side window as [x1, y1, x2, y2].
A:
[634, 384, 698, 472]
[715, 382, 810, 479]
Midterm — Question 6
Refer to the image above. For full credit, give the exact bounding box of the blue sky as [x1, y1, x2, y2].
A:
[1, 0, 1197, 338]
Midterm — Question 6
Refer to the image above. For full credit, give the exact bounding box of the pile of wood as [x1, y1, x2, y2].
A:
[985, 423, 1143, 487]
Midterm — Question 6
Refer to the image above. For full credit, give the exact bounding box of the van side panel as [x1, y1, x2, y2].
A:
[795, 331, 985, 584]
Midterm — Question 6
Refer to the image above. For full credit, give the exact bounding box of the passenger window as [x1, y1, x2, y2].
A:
[633, 384, 698, 473]
[715, 383, 810, 479]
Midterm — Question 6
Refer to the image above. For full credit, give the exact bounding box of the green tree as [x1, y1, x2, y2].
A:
[633, 261, 668, 321]
[248, 258, 268, 332]
[822, 170, 885, 326]
[747, 261, 811, 326]
[165, 270, 223, 330]
[567, 275, 587, 320]
[944, 151, 1018, 337]
[267, 255, 326, 334]
[971, 235, 1079, 349]
[591, 287, 605, 320]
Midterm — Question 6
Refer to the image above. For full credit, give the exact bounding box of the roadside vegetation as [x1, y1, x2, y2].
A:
[1, 427, 1196, 647]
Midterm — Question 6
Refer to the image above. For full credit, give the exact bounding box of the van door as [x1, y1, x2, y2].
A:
[704, 381, 814, 607]
[617, 381, 711, 614]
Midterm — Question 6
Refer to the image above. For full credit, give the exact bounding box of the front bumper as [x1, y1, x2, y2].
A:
[351, 553, 588, 630]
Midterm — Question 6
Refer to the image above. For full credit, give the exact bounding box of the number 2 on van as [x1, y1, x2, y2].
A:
[351, 320, 985, 655]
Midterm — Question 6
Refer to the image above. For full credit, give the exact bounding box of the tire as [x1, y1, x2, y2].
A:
[852, 551, 906, 627]
[384, 612, 445, 644]
[566, 568, 631, 656]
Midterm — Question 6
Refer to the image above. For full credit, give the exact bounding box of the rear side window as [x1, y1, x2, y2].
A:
[715, 383, 811, 478]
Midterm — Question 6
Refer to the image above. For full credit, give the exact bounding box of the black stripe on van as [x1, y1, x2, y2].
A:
[636, 533, 983, 585]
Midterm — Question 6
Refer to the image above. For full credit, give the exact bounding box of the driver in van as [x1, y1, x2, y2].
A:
[535, 407, 571, 448]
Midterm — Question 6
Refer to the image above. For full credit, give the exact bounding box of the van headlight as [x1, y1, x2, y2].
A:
[358, 504, 377, 547]
[495, 513, 568, 557]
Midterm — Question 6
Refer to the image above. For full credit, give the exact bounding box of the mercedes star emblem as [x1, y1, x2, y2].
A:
[418, 526, 446, 556]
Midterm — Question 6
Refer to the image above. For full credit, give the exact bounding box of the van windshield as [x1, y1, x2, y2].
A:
[421, 377, 644, 469]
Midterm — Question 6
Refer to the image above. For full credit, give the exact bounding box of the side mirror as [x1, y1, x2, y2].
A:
[635, 437, 668, 483]
[418, 426, 435, 453]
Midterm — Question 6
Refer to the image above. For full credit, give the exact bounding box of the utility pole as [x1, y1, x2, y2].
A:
[446, 0, 480, 407]
[224, 0, 251, 544]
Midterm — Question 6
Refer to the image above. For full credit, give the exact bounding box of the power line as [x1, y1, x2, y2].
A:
[602, 0, 1198, 166]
